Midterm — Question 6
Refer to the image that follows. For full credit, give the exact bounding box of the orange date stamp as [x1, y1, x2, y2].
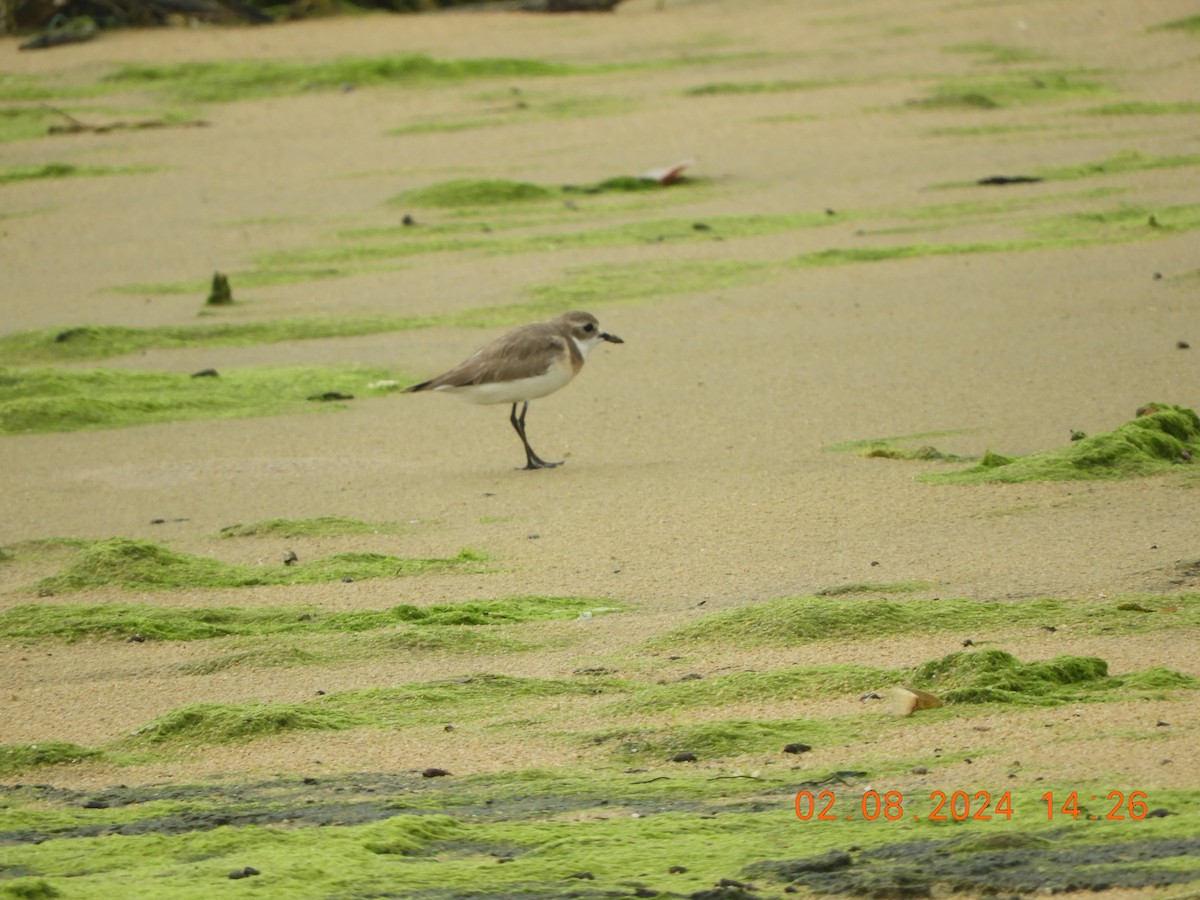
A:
[794, 789, 1150, 822]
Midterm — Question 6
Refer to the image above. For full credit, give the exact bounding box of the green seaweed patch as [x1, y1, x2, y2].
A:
[361, 814, 463, 856]
[217, 516, 401, 538]
[28, 538, 484, 595]
[324, 595, 611, 629]
[0, 365, 398, 434]
[1149, 14, 1200, 36]
[683, 78, 840, 96]
[610, 666, 894, 716]
[602, 717, 868, 761]
[815, 580, 935, 596]
[794, 241, 1029, 267]
[0, 772, 1194, 900]
[924, 122, 1057, 137]
[529, 259, 773, 308]
[792, 197, 1200, 267]
[0, 298, 629, 364]
[131, 674, 623, 745]
[1033, 150, 1200, 182]
[862, 443, 963, 461]
[0, 742, 104, 776]
[398, 178, 558, 208]
[133, 701, 360, 745]
[394, 174, 700, 209]
[617, 651, 1197, 722]
[0, 106, 64, 143]
[1082, 101, 1200, 116]
[0, 602, 321, 641]
[177, 647, 330, 675]
[367, 627, 535, 655]
[912, 649, 1197, 704]
[0, 595, 603, 642]
[102, 55, 576, 104]
[922, 403, 1200, 484]
[825, 428, 976, 454]
[1031, 203, 1200, 243]
[746, 826, 1200, 896]
[388, 94, 636, 137]
[944, 42, 1048, 64]
[907, 70, 1108, 109]
[0, 793, 857, 899]
[0, 162, 149, 186]
[562, 174, 685, 194]
[0, 320, 423, 364]
[931, 152, 1200, 189]
[655, 594, 1199, 649]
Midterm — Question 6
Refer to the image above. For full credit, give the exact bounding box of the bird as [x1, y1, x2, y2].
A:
[404, 311, 623, 470]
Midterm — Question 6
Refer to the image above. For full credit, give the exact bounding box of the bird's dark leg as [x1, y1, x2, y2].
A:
[509, 402, 560, 470]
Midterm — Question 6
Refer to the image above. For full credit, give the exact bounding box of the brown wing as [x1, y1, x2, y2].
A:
[407, 324, 566, 391]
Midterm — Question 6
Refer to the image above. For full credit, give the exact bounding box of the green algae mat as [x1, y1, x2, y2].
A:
[1, 772, 1196, 898]
[2, 604, 1197, 897]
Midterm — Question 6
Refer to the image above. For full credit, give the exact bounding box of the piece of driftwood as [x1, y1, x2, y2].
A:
[43, 105, 210, 135]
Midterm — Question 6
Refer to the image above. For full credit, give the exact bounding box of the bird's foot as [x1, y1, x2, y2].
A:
[520, 457, 562, 470]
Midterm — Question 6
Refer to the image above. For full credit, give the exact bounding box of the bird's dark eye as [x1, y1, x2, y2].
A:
[583, 323, 596, 333]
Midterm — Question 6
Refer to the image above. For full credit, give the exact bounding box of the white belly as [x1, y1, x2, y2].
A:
[437, 363, 576, 405]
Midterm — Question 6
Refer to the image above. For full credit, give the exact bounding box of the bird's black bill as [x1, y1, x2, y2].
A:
[600, 332, 624, 344]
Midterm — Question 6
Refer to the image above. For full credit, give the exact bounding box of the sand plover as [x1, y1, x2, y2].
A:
[405, 311, 623, 469]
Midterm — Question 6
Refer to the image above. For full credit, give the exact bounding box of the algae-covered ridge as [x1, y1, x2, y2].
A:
[828, 404, 1200, 485]
[0, 365, 405, 435]
[655, 593, 1200, 649]
[14, 537, 486, 594]
[924, 403, 1200, 484]
[0, 593, 614, 642]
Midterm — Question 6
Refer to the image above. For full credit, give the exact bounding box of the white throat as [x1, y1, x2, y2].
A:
[571, 335, 598, 360]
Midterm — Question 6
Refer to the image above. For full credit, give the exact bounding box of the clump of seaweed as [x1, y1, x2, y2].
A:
[0, 365, 398, 434]
[911, 649, 1196, 704]
[0, 594, 605, 642]
[398, 178, 557, 208]
[28, 538, 484, 594]
[0, 742, 103, 775]
[922, 403, 1199, 484]
[654, 594, 1197, 649]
